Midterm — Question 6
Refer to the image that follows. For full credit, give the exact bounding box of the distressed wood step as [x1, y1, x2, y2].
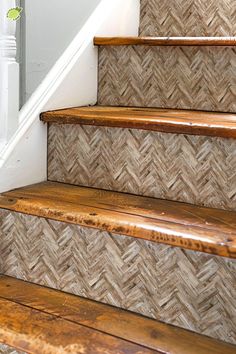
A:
[94, 36, 236, 46]
[0, 275, 235, 354]
[41, 106, 236, 139]
[0, 278, 157, 354]
[0, 182, 235, 258]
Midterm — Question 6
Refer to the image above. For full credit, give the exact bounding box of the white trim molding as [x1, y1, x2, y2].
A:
[0, 0, 19, 149]
[0, 0, 140, 192]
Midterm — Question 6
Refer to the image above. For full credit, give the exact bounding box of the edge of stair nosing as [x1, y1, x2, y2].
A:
[40, 107, 236, 139]
[0, 182, 235, 259]
[93, 36, 236, 46]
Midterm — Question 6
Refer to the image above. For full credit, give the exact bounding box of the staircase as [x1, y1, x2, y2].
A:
[0, 0, 236, 352]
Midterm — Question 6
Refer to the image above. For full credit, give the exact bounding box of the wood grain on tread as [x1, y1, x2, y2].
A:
[0, 276, 235, 354]
[41, 106, 236, 139]
[0, 295, 156, 354]
[94, 36, 236, 46]
[0, 182, 236, 258]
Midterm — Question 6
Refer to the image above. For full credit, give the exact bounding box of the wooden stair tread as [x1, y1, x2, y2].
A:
[0, 182, 236, 258]
[0, 276, 235, 354]
[94, 36, 236, 46]
[40, 106, 236, 139]
[0, 277, 157, 354]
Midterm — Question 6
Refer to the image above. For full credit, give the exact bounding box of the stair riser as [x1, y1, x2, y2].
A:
[140, 0, 236, 36]
[0, 344, 24, 354]
[48, 124, 236, 211]
[0, 210, 235, 345]
[98, 46, 236, 113]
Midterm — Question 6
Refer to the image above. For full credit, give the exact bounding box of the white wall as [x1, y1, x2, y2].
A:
[24, 0, 101, 101]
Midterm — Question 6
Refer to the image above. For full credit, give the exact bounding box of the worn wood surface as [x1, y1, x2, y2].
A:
[0, 295, 156, 354]
[0, 182, 235, 258]
[94, 36, 236, 46]
[41, 106, 236, 139]
[0, 276, 235, 354]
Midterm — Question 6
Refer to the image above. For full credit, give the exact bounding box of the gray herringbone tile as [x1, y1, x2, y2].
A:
[0, 345, 24, 354]
[140, 0, 236, 36]
[48, 124, 236, 211]
[98, 46, 236, 113]
[0, 210, 235, 345]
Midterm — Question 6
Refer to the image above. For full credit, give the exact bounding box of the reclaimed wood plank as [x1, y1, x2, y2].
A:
[94, 36, 236, 46]
[40, 106, 236, 139]
[0, 296, 156, 354]
[0, 276, 235, 354]
[0, 182, 235, 258]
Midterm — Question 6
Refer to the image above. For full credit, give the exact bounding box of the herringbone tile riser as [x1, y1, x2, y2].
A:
[0, 210, 235, 345]
[48, 124, 236, 211]
[139, 0, 236, 36]
[0, 345, 24, 354]
[98, 46, 236, 113]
